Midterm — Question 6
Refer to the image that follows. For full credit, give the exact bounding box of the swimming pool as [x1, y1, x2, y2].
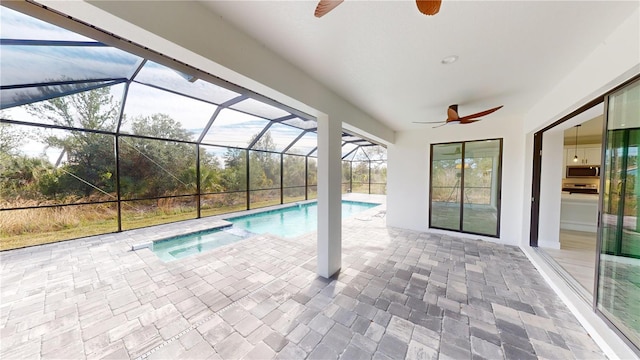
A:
[151, 200, 379, 261]
[227, 200, 378, 238]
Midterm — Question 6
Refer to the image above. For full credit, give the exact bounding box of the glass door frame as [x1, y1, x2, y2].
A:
[593, 78, 640, 354]
[429, 138, 503, 238]
[529, 74, 640, 356]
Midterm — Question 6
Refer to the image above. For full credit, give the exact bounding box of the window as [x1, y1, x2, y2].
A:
[430, 139, 502, 237]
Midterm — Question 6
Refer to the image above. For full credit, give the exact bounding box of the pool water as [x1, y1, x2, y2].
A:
[152, 200, 379, 261]
[152, 227, 252, 262]
[227, 201, 378, 238]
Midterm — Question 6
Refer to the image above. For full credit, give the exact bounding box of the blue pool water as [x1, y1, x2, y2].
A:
[152, 200, 379, 261]
[227, 201, 378, 238]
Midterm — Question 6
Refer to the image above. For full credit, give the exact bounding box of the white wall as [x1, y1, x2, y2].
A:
[517, 10, 640, 357]
[389, 7, 638, 247]
[386, 132, 430, 232]
[537, 130, 564, 248]
[387, 116, 524, 245]
[521, 8, 640, 247]
[525, 8, 639, 133]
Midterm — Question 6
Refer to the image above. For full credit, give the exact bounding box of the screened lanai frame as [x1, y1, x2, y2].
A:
[0, 4, 386, 249]
[341, 144, 388, 195]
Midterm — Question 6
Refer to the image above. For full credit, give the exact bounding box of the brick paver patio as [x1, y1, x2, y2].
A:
[0, 196, 606, 359]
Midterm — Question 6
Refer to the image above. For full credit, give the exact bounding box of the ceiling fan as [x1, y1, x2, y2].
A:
[414, 104, 504, 128]
[314, 0, 442, 18]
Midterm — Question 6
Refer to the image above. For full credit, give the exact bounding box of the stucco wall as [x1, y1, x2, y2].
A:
[521, 8, 640, 247]
[386, 115, 524, 245]
[386, 8, 638, 247]
[525, 8, 640, 134]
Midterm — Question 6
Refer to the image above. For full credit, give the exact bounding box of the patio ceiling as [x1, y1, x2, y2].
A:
[201, 1, 639, 132]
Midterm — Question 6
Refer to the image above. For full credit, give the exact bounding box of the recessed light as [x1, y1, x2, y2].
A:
[441, 55, 458, 65]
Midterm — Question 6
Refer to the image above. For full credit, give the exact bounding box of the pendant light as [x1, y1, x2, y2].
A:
[573, 125, 581, 162]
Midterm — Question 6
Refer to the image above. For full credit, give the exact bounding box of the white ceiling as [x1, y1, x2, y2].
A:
[201, 1, 637, 132]
[564, 114, 604, 145]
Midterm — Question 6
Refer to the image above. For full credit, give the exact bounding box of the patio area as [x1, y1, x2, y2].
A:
[0, 196, 605, 359]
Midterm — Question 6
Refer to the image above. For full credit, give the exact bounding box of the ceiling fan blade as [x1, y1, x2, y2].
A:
[416, 0, 442, 15]
[460, 118, 480, 124]
[315, 0, 344, 17]
[459, 105, 503, 121]
[432, 122, 448, 129]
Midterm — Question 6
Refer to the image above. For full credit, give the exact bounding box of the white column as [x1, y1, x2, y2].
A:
[538, 130, 564, 249]
[317, 114, 342, 278]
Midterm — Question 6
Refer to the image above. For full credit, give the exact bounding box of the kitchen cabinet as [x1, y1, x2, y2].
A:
[560, 193, 598, 232]
[565, 145, 601, 166]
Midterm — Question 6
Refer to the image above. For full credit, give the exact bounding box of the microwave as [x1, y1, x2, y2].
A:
[566, 165, 600, 178]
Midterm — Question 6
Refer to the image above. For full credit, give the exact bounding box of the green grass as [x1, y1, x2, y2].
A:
[1, 218, 118, 251]
[1, 194, 317, 250]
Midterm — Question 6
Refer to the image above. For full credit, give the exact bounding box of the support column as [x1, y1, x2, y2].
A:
[317, 114, 342, 278]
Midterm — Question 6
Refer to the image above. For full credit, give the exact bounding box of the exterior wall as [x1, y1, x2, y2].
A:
[518, 9, 640, 359]
[386, 115, 524, 245]
[537, 130, 563, 249]
[386, 8, 639, 249]
[522, 8, 640, 248]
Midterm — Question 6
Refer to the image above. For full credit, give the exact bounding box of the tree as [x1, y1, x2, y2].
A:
[118, 114, 196, 198]
[179, 156, 223, 194]
[0, 155, 54, 201]
[283, 154, 306, 198]
[221, 147, 247, 192]
[199, 149, 223, 193]
[220, 132, 282, 192]
[130, 113, 191, 141]
[283, 155, 305, 188]
[307, 158, 318, 186]
[26, 86, 120, 130]
[362, 145, 387, 161]
[248, 132, 280, 190]
[24, 87, 119, 198]
[0, 122, 25, 156]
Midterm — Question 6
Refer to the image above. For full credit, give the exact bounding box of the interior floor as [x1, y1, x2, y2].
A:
[543, 230, 597, 295]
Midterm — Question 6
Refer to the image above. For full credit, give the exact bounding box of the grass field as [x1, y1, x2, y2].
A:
[0, 191, 324, 251]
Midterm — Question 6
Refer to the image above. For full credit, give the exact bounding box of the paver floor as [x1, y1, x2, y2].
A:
[0, 197, 606, 359]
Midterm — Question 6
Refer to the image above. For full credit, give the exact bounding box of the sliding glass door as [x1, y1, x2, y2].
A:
[430, 139, 502, 237]
[597, 79, 640, 349]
